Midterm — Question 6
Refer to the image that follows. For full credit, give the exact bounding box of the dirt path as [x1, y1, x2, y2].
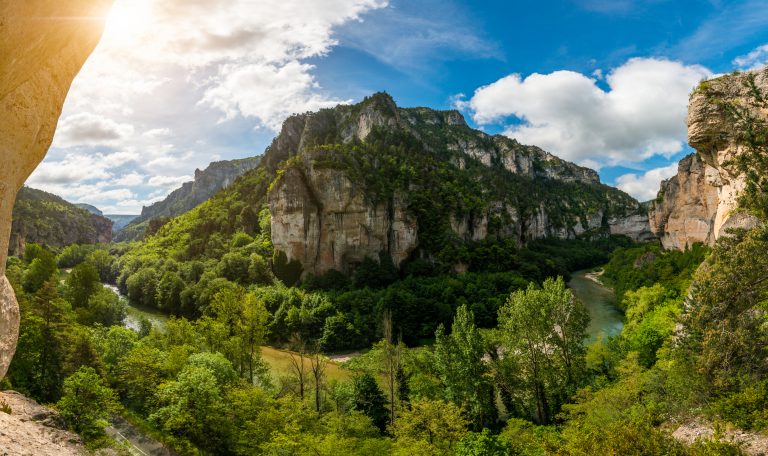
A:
[105, 414, 175, 456]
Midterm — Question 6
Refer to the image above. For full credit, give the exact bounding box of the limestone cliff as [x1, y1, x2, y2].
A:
[268, 93, 651, 276]
[649, 68, 767, 249]
[116, 156, 260, 241]
[648, 154, 720, 249]
[10, 187, 113, 257]
[0, 0, 111, 379]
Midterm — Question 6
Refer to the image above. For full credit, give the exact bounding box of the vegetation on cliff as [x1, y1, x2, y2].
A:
[10, 187, 113, 255]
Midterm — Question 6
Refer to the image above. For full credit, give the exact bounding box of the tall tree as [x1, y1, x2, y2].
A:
[498, 277, 589, 424]
[434, 304, 496, 429]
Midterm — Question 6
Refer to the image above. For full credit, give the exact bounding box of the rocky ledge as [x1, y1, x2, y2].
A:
[0, 391, 85, 456]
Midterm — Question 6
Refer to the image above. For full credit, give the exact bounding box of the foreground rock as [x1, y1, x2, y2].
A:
[0, 391, 85, 456]
[673, 419, 768, 455]
[650, 67, 767, 250]
[0, 0, 111, 379]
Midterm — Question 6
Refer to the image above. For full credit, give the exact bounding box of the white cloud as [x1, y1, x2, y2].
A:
[27, 0, 390, 213]
[462, 58, 712, 167]
[53, 113, 135, 148]
[201, 61, 349, 129]
[733, 44, 768, 70]
[615, 163, 679, 201]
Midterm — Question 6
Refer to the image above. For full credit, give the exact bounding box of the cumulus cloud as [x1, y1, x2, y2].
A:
[30, 0, 389, 213]
[615, 163, 679, 201]
[461, 58, 712, 167]
[53, 113, 135, 147]
[733, 44, 768, 70]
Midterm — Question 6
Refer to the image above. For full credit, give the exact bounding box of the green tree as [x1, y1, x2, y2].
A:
[498, 276, 589, 424]
[57, 366, 116, 440]
[23, 249, 58, 293]
[391, 398, 468, 455]
[155, 271, 185, 314]
[354, 373, 389, 432]
[433, 304, 496, 429]
[66, 262, 101, 308]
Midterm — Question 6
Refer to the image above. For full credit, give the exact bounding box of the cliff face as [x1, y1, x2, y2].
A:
[649, 68, 767, 250]
[0, 0, 111, 379]
[116, 157, 260, 241]
[268, 93, 651, 276]
[648, 154, 720, 249]
[10, 187, 113, 257]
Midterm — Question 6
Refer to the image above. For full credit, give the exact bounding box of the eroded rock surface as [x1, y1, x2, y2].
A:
[0, 0, 111, 379]
[650, 67, 768, 250]
[0, 391, 85, 456]
[268, 93, 650, 276]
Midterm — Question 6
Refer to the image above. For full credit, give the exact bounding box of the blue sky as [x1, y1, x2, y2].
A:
[28, 0, 768, 213]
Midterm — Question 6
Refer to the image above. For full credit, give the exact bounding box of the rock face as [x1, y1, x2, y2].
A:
[10, 187, 113, 257]
[116, 157, 260, 241]
[268, 93, 649, 276]
[648, 154, 720, 249]
[0, 0, 111, 379]
[0, 391, 85, 456]
[649, 68, 768, 250]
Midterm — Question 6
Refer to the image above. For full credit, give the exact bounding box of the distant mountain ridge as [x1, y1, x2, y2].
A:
[115, 157, 260, 241]
[10, 187, 113, 256]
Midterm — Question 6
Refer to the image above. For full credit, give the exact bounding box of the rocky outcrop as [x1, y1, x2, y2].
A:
[648, 154, 720, 249]
[649, 68, 768, 250]
[268, 93, 649, 276]
[10, 187, 113, 257]
[0, 390, 85, 455]
[116, 157, 260, 241]
[0, 0, 111, 379]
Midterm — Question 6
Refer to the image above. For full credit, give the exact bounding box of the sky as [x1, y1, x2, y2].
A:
[26, 0, 768, 213]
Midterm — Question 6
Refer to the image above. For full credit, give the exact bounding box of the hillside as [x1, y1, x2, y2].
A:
[120, 93, 651, 280]
[115, 156, 260, 241]
[9, 187, 112, 256]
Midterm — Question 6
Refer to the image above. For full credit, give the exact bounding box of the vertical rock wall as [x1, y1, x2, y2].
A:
[0, 0, 111, 379]
[649, 67, 768, 250]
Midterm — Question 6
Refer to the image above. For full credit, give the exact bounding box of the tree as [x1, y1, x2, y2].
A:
[354, 373, 389, 432]
[433, 304, 496, 429]
[391, 398, 468, 454]
[310, 348, 328, 412]
[217, 252, 251, 283]
[23, 249, 58, 293]
[498, 277, 589, 424]
[155, 271, 185, 314]
[57, 366, 116, 440]
[454, 429, 509, 456]
[66, 262, 101, 308]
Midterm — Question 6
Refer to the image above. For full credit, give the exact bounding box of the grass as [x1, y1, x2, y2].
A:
[261, 346, 351, 381]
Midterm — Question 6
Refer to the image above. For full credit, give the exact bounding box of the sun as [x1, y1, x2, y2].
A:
[103, 0, 154, 43]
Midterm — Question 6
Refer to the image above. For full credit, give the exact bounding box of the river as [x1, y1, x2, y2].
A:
[568, 270, 624, 342]
[107, 272, 623, 343]
[103, 284, 169, 332]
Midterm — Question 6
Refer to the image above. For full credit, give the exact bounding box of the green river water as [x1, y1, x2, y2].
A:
[568, 270, 624, 342]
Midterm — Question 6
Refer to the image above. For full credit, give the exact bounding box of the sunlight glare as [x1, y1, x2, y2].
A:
[104, 0, 154, 44]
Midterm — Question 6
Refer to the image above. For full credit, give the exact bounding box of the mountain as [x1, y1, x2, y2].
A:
[105, 214, 138, 232]
[114, 157, 260, 241]
[649, 68, 766, 249]
[75, 203, 102, 216]
[266, 93, 652, 276]
[9, 187, 113, 256]
[122, 92, 651, 279]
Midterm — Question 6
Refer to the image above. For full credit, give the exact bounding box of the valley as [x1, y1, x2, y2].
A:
[3, 3, 768, 453]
